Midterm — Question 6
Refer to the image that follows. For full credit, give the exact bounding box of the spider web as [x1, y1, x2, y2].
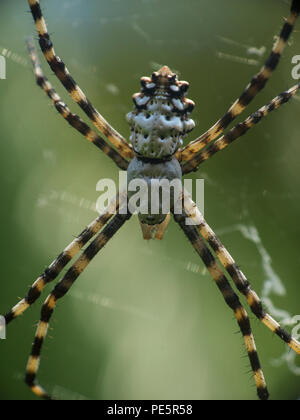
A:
[1, 0, 300, 401]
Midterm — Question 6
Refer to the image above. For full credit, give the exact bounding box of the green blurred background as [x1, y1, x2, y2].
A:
[1, 0, 300, 400]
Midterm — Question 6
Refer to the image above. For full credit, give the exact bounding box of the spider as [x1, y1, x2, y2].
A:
[2, 0, 300, 400]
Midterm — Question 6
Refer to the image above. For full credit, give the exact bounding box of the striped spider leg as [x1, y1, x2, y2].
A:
[173, 209, 269, 400]
[182, 191, 300, 356]
[172, 191, 300, 400]
[177, 0, 300, 164]
[26, 38, 129, 171]
[181, 81, 300, 174]
[3, 191, 127, 327]
[27, 0, 135, 161]
[5, 0, 300, 400]
[25, 209, 132, 400]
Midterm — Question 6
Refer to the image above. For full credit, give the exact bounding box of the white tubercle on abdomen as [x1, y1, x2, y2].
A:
[126, 67, 195, 159]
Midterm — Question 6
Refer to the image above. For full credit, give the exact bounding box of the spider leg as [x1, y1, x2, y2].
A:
[181, 81, 300, 174]
[177, 0, 300, 162]
[182, 191, 300, 356]
[172, 210, 269, 400]
[26, 39, 129, 171]
[3, 191, 127, 327]
[27, 0, 134, 160]
[25, 210, 131, 400]
[155, 213, 171, 240]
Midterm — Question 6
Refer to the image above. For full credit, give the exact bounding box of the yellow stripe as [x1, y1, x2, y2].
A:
[45, 49, 55, 63]
[231, 101, 245, 116]
[27, 356, 40, 374]
[31, 385, 47, 398]
[45, 295, 57, 310]
[65, 242, 81, 258]
[35, 18, 47, 36]
[32, 278, 46, 293]
[36, 321, 49, 339]
[246, 291, 260, 309]
[290, 338, 300, 354]
[235, 307, 247, 323]
[244, 334, 256, 353]
[12, 300, 30, 317]
[254, 370, 266, 388]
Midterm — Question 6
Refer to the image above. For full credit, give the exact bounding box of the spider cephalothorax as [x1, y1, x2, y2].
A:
[127, 66, 195, 159]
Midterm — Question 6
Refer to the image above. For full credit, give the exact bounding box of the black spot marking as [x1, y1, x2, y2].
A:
[280, 23, 294, 42]
[26, 286, 43, 305]
[79, 99, 97, 122]
[239, 90, 254, 107]
[278, 92, 291, 104]
[30, 3, 42, 22]
[31, 337, 44, 357]
[275, 327, 292, 344]
[4, 311, 14, 325]
[206, 235, 220, 252]
[39, 36, 53, 53]
[250, 300, 265, 320]
[218, 111, 235, 132]
[249, 350, 261, 373]
[238, 316, 252, 337]
[25, 372, 35, 386]
[53, 282, 72, 300]
[251, 111, 264, 125]
[267, 102, 276, 112]
[257, 386, 269, 401]
[265, 52, 281, 71]
[291, 0, 300, 14]
[200, 246, 216, 268]
[84, 240, 103, 261]
[36, 75, 45, 88]
[41, 303, 55, 323]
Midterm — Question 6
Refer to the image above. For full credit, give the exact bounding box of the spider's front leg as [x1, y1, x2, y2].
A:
[25, 210, 132, 400]
[27, 0, 134, 160]
[177, 0, 300, 164]
[181, 82, 300, 174]
[26, 38, 129, 171]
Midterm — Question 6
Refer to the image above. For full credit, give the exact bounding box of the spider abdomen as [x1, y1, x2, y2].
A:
[127, 66, 195, 159]
[127, 156, 182, 225]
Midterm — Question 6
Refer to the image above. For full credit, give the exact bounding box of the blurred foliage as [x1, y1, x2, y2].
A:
[0, 0, 300, 400]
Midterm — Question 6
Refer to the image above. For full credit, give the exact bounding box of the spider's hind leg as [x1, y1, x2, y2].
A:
[3, 192, 126, 327]
[25, 210, 132, 400]
[173, 210, 269, 400]
[183, 191, 300, 356]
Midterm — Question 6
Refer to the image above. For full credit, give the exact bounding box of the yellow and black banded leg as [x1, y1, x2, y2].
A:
[25, 211, 131, 400]
[3, 193, 125, 326]
[26, 39, 129, 171]
[178, 0, 300, 162]
[182, 192, 300, 356]
[173, 210, 269, 400]
[181, 82, 300, 174]
[27, 0, 134, 160]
